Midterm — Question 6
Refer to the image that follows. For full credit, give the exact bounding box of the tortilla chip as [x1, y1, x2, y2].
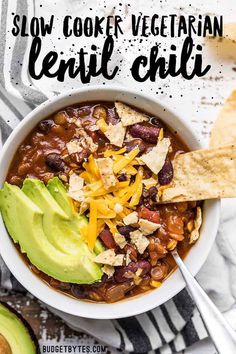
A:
[94, 249, 124, 266]
[190, 207, 202, 244]
[223, 23, 236, 42]
[161, 145, 236, 202]
[68, 173, 85, 202]
[96, 157, 117, 189]
[140, 138, 171, 175]
[104, 122, 126, 147]
[66, 140, 83, 154]
[115, 102, 149, 126]
[210, 91, 236, 148]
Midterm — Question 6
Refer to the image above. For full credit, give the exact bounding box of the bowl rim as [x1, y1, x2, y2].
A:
[0, 85, 220, 319]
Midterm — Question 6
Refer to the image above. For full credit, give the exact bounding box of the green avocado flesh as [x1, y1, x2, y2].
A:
[0, 303, 37, 354]
[47, 177, 104, 255]
[0, 178, 103, 284]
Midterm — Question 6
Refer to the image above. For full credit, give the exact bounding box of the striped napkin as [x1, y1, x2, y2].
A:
[1, 0, 236, 353]
[0, 82, 210, 354]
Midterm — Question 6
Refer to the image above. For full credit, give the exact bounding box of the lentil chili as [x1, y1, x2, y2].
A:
[7, 102, 200, 303]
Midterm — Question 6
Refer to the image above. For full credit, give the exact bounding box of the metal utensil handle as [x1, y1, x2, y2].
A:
[172, 250, 236, 354]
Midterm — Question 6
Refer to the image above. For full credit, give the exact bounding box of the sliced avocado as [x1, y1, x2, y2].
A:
[0, 182, 102, 283]
[0, 302, 38, 354]
[22, 179, 87, 255]
[47, 177, 104, 254]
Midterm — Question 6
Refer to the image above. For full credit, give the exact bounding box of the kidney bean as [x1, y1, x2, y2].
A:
[99, 228, 116, 249]
[114, 261, 151, 283]
[117, 225, 136, 236]
[158, 159, 173, 185]
[129, 123, 160, 143]
[45, 153, 66, 172]
[124, 139, 146, 154]
[38, 119, 54, 133]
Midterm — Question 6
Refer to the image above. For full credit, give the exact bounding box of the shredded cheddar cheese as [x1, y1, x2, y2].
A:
[96, 118, 108, 132]
[104, 147, 126, 157]
[68, 121, 166, 250]
[113, 148, 140, 174]
[87, 200, 98, 250]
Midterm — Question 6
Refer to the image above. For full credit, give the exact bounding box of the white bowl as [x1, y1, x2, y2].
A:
[0, 86, 220, 319]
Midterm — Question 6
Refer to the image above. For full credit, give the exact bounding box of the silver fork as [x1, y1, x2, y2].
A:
[172, 249, 236, 354]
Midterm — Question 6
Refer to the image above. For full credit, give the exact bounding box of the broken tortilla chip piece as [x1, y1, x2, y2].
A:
[189, 207, 202, 244]
[96, 157, 117, 189]
[68, 173, 85, 202]
[115, 101, 149, 126]
[140, 138, 171, 175]
[104, 122, 126, 147]
[223, 23, 236, 42]
[210, 90, 236, 148]
[161, 145, 236, 203]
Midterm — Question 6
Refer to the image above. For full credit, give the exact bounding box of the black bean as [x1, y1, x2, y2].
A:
[158, 159, 174, 185]
[149, 186, 158, 201]
[137, 195, 144, 206]
[71, 284, 85, 298]
[45, 153, 66, 172]
[143, 168, 152, 179]
[117, 225, 136, 236]
[38, 119, 54, 133]
[151, 117, 164, 128]
[117, 173, 127, 182]
[129, 123, 160, 143]
[124, 139, 146, 154]
[142, 188, 150, 198]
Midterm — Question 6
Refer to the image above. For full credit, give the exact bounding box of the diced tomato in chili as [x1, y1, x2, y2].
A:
[138, 206, 160, 224]
[99, 228, 116, 248]
[167, 215, 184, 234]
